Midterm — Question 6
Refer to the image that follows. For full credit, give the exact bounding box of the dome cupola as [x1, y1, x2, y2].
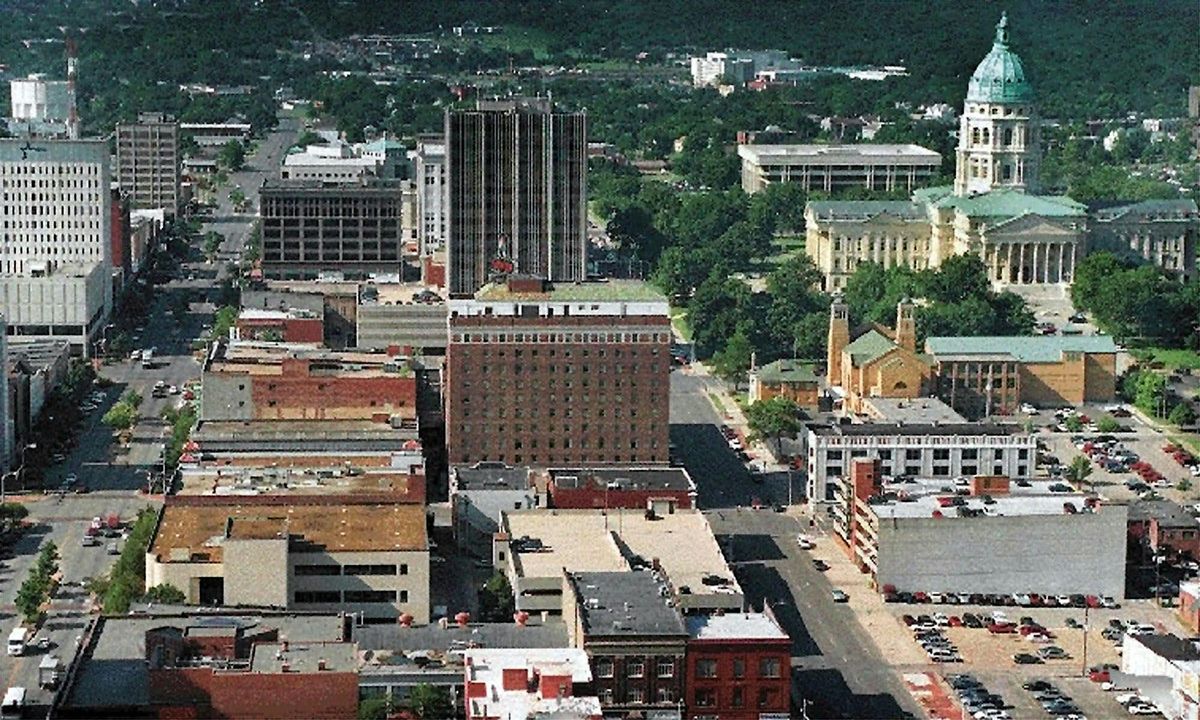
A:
[966, 13, 1033, 104]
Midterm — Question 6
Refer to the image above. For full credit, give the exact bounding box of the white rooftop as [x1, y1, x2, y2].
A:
[738, 143, 942, 165]
[464, 648, 600, 719]
[871, 476, 1093, 519]
[685, 612, 788, 641]
[283, 152, 378, 168]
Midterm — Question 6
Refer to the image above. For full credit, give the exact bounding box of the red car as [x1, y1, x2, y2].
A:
[988, 622, 1017, 634]
[913, 592, 930, 603]
[1086, 595, 1102, 608]
[1089, 669, 1111, 683]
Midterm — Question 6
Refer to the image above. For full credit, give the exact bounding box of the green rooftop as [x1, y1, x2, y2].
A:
[934, 189, 1086, 219]
[844, 329, 898, 365]
[806, 200, 927, 222]
[755, 359, 820, 385]
[966, 13, 1034, 104]
[474, 280, 667, 303]
[925, 334, 1119, 363]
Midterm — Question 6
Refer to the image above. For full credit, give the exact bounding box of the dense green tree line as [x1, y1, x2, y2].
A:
[1071, 252, 1200, 348]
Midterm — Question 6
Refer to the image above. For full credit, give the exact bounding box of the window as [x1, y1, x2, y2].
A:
[933, 449, 950, 461]
[294, 564, 340, 576]
[400, 564, 409, 575]
[758, 688, 779, 708]
[731, 687, 745, 707]
[294, 590, 339, 603]
[906, 449, 921, 460]
[343, 564, 396, 576]
[657, 659, 674, 678]
[656, 687, 674, 703]
[596, 659, 614, 678]
[696, 659, 717, 678]
[826, 450, 843, 460]
[695, 689, 716, 707]
[760, 657, 782, 678]
[732, 658, 745, 678]
[343, 590, 398, 603]
[627, 687, 644, 704]
[627, 660, 644, 678]
[598, 689, 613, 705]
[1018, 449, 1029, 460]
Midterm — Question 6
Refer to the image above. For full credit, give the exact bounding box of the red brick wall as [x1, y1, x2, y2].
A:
[110, 189, 130, 279]
[151, 667, 358, 719]
[446, 315, 670, 466]
[236, 318, 324, 344]
[549, 484, 693, 510]
[685, 638, 791, 720]
[1151, 518, 1200, 560]
[248, 358, 416, 421]
[423, 256, 446, 288]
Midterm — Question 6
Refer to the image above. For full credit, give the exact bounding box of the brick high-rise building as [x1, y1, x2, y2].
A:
[446, 278, 670, 466]
[116, 112, 180, 216]
[445, 98, 587, 297]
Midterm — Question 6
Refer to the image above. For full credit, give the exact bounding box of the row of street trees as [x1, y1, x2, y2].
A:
[16, 542, 59, 625]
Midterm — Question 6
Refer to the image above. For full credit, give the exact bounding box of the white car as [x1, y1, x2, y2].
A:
[1013, 593, 1032, 606]
[929, 592, 944, 604]
[168, 385, 180, 395]
[796, 534, 815, 550]
[727, 437, 743, 451]
[1055, 594, 1072, 606]
[1128, 703, 1158, 715]
[1128, 624, 1156, 636]
[1020, 403, 1038, 415]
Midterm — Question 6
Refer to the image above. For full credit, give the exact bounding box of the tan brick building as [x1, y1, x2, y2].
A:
[826, 298, 932, 414]
[925, 335, 1118, 418]
[749, 359, 820, 408]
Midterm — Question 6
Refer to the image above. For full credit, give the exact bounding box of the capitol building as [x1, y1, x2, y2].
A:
[805, 13, 1198, 291]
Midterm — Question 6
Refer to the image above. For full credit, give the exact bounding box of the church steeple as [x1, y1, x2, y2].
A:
[954, 13, 1040, 196]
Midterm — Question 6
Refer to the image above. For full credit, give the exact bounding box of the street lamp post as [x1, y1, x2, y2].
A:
[3, 443, 37, 504]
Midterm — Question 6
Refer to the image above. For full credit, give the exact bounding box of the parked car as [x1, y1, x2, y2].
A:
[1013, 653, 1043, 664]
[812, 559, 829, 572]
[831, 589, 849, 603]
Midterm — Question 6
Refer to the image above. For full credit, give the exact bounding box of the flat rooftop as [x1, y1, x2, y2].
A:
[453, 464, 532, 491]
[207, 340, 410, 377]
[465, 648, 600, 719]
[925, 335, 1120, 362]
[1130, 633, 1200, 662]
[354, 618, 568, 652]
[870, 476, 1096, 519]
[238, 307, 320, 321]
[503, 509, 740, 600]
[547, 467, 695, 493]
[473, 279, 666, 303]
[810, 422, 1027, 438]
[1127, 499, 1200, 529]
[686, 612, 789, 641]
[192, 420, 419, 445]
[738, 143, 941, 165]
[149, 501, 427, 563]
[177, 463, 419, 499]
[862, 397, 967, 425]
[66, 613, 344, 709]
[250, 640, 358, 673]
[569, 572, 687, 637]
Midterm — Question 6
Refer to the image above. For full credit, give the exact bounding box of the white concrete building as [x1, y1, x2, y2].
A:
[413, 136, 446, 254]
[146, 500, 430, 623]
[689, 50, 791, 88]
[739, 143, 942, 194]
[281, 145, 379, 183]
[0, 139, 113, 354]
[804, 422, 1037, 505]
[7, 74, 70, 137]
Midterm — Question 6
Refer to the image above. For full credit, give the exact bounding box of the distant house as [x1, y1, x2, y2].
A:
[749, 359, 820, 408]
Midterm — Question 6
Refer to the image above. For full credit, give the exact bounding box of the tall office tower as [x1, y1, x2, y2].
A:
[413, 134, 446, 256]
[116, 112, 181, 216]
[446, 97, 587, 297]
[0, 139, 113, 355]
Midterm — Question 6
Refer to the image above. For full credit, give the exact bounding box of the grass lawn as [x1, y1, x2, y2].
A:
[670, 307, 693, 341]
[755, 234, 807, 272]
[1135, 347, 1200, 370]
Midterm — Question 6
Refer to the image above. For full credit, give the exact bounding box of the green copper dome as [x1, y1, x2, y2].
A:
[967, 13, 1034, 104]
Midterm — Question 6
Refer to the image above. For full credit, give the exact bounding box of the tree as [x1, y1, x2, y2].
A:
[0, 503, 29, 532]
[1063, 415, 1084, 433]
[747, 396, 802, 456]
[357, 696, 392, 720]
[688, 273, 749, 359]
[479, 572, 515, 622]
[102, 403, 138, 432]
[218, 140, 245, 171]
[143, 584, 186, 604]
[408, 684, 453, 719]
[121, 389, 143, 410]
[211, 306, 239, 340]
[711, 330, 754, 388]
[1096, 416, 1121, 433]
[1169, 402, 1197, 427]
[1064, 455, 1094, 493]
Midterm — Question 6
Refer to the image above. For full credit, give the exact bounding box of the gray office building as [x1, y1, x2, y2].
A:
[445, 98, 587, 296]
[116, 112, 180, 215]
[259, 179, 406, 280]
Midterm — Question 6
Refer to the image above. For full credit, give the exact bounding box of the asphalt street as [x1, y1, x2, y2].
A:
[671, 368, 919, 718]
[0, 117, 299, 709]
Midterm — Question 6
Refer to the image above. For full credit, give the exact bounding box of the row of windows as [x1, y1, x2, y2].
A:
[694, 657, 782, 679]
[596, 687, 675, 705]
[456, 332, 668, 344]
[294, 590, 408, 603]
[694, 686, 780, 709]
[825, 448, 1027, 461]
[595, 658, 674, 679]
[294, 563, 408, 576]
[460, 346, 662, 359]
[824, 462, 1027, 477]
[0, 164, 102, 176]
[458, 403, 659, 419]
[460, 366, 654, 381]
[462, 452, 662, 464]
